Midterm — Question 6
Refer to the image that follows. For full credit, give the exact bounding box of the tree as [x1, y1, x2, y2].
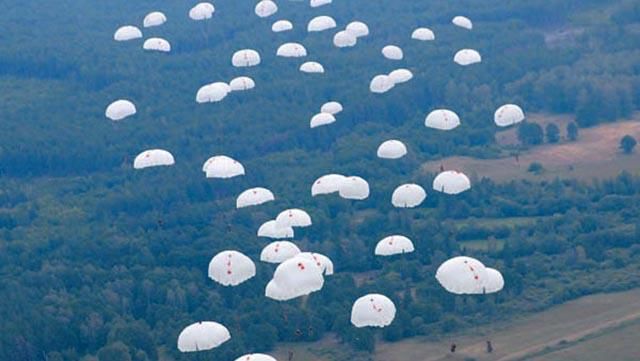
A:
[97, 342, 132, 361]
[620, 135, 637, 154]
[545, 123, 560, 143]
[567, 122, 579, 141]
[517, 122, 544, 145]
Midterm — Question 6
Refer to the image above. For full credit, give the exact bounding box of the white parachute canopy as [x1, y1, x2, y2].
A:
[436, 256, 488, 295]
[339, 176, 370, 200]
[484, 268, 505, 294]
[411, 27, 435, 41]
[196, 82, 231, 103]
[391, 184, 427, 208]
[310, 113, 336, 128]
[298, 252, 334, 275]
[232, 49, 261, 67]
[388, 69, 413, 84]
[265, 256, 325, 301]
[105, 100, 136, 121]
[320, 101, 343, 115]
[346, 21, 369, 38]
[257, 220, 294, 239]
[133, 149, 175, 169]
[189, 3, 215, 20]
[494, 104, 525, 127]
[114, 26, 142, 41]
[308, 16, 337, 32]
[255, 1, 278, 18]
[229, 76, 255, 92]
[310, 0, 332, 7]
[276, 43, 307, 57]
[375, 235, 415, 256]
[234, 354, 277, 361]
[433, 171, 471, 195]
[424, 109, 461, 131]
[236, 187, 275, 208]
[312, 174, 346, 196]
[333, 30, 357, 48]
[202, 155, 245, 178]
[300, 61, 325, 74]
[452, 16, 473, 30]
[208, 250, 256, 286]
[143, 12, 167, 28]
[276, 209, 312, 228]
[351, 294, 396, 328]
[454, 49, 482, 66]
[369, 75, 395, 94]
[143, 38, 171, 52]
[377, 140, 407, 159]
[382, 45, 403, 60]
[272, 20, 293, 32]
[260, 241, 301, 264]
[177, 322, 230, 352]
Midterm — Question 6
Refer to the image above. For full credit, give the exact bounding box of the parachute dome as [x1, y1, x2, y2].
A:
[375, 235, 415, 256]
[202, 155, 245, 178]
[196, 82, 230, 103]
[234, 354, 277, 361]
[494, 104, 525, 127]
[452, 16, 473, 30]
[257, 220, 294, 239]
[208, 250, 256, 286]
[298, 252, 334, 275]
[391, 184, 427, 208]
[484, 268, 505, 294]
[308, 16, 337, 32]
[411, 27, 435, 41]
[232, 49, 261, 67]
[388, 69, 413, 84]
[272, 20, 293, 32]
[320, 101, 343, 115]
[333, 30, 357, 48]
[260, 241, 301, 264]
[255, 1, 278, 18]
[454, 49, 482, 66]
[275, 209, 312, 228]
[346, 21, 369, 37]
[133, 149, 175, 169]
[382, 45, 403, 60]
[189, 3, 215, 20]
[377, 140, 407, 159]
[310, 0, 332, 7]
[143, 12, 167, 28]
[436, 256, 488, 295]
[265, 256, 325, 301]
[339, 176, 370, 200]
[105, 100, 136, 121]
[143, 38, 171, 52]
[424, 109, 460, 131]
[369, 75, 395, 94]
[312, 174, 346, 196]
[114, 26, 142, 41]
[229, 76, 255, 92]
[177, 322, 230, 352]
[433, 171, 471, 195]
[236, 187, 275, 208]
[310, 113, 335, 128]
[351, 294, 396, 328]
[277, 43, 307, 57]
[300, 61, 325, 74]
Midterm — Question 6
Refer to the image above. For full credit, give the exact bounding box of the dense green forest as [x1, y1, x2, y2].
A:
[1, 0, 640, 360]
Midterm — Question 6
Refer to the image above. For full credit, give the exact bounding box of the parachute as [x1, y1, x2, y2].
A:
[411, 27, 435, 41]
[339, 176, 370, 200]
[333, 30, 357, 48]
[382, 45, 403, 60]
[114, 26, 142, 41]
[494, 104, 525, 127]
[232, 49, 261, 67]
[257, 220, 294, 239]
[298, 252, 334, 275]
[265, 256, 325, 301]
[377, 140, 407, 159]
[484, 268, 504, 294]
[452, 16, 473, 30]
[369, 75, 395, 94]
[189, 3, 215, 20]
[310, 0, 332, 7]
[345, 21, 369, 38]
[229, 76, 256, 92]
[143, 38, 171, 52]
[307, 16, 337, 32]
[177, 322, 230, 352]
[202, 155, 245, 178]
[433, 171, 471, 195]
[277, 43, 307, 57]
[391, 184, 426, 208]
[234, 354, 277, 361]
[350, 294, 396, 328]
[208, 250, 256, 286]
[196, 82, 231, 103]
[374, 235, 415, 256]
[300, 61, 325, 74]
[436, 256, 488, 295]
[312, 174, 346, 196]
[454, 49, 482, 66]
[143, 12, 167, 28]
[236, 187, 275, 208]
[310, 113, 336, 128]
[272, 20, 293, 32]
[320, 101, 343, 115]
[260, 241, 302, 264]
[105, 100, 136, 121]
[255, 1, 278, 18]
[275, 209, 312, 228]
[424, 109, 460, 131]
[388, 69, 413, 84]
[133, 149, 175, 169]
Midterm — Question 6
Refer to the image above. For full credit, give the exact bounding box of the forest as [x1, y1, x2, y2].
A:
[1, 0, 640, 360]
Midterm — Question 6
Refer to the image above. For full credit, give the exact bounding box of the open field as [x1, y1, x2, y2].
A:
[273, 289, 640, 361]
[422, 114, 640, 182]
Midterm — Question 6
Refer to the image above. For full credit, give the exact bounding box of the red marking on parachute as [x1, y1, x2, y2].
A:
[227, 270, 232, 275]
[474, 275, 479, 280]
[297, 262, 305, 270]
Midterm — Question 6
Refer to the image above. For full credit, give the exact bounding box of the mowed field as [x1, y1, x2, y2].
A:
[422, 114, 640, 182]
[273, 289, 640, 361]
